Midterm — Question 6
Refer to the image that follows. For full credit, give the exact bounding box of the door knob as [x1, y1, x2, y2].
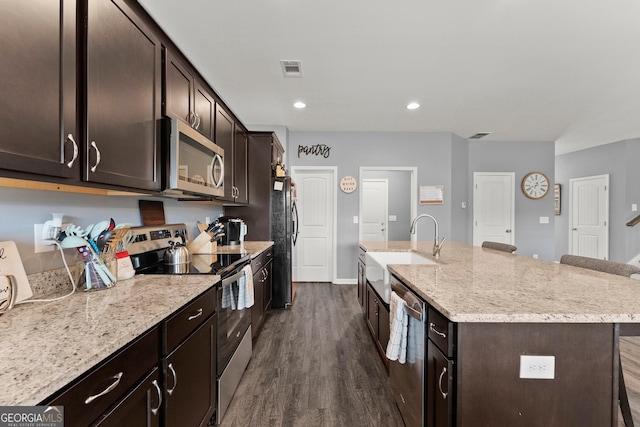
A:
[505, 229, 512, 233]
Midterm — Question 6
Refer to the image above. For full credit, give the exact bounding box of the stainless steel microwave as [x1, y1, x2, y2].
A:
[164, 118, 224, 198]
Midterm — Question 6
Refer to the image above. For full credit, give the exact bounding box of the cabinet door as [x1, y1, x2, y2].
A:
[0, 0, 78, 178]
[165, 314, 216, 427]
[164, 50, 194, 126]
[263, 262, 272, 313]
[194, 81, 215, 140]
[93, 368, 161, 427]
[215, 104, 235, 201]
[378, 301, 390, 351]
[427, 340, 454, 427]
[234, 126, 248, 203]
[85, 0, 161, 191]
[366, 285, 379, 338]
[251, 269, 264, 339]
[357, 260, 366, 312]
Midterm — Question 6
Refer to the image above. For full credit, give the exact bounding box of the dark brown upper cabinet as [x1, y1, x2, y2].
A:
[164, 50, 215, 141]
[84, 0, 162, 191]
[215, 105, 248, 203]
[0, 0, 78, 179]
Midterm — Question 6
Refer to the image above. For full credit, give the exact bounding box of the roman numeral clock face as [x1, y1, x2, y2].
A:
[521, 172, 550, 199]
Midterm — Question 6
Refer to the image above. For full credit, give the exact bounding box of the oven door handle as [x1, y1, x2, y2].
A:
[221, 267, 246, 287]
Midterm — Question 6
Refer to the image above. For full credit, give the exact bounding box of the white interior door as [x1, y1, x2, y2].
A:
[360, 179, 388, 241]
[473, 172, 515, 246]
[291, 168, 336, 282]
[569, 174, 609, 259]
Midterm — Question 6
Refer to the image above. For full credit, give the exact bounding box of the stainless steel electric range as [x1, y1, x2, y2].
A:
[128, 223, 253, 425]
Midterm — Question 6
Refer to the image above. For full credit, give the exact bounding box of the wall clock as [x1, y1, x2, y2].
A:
[340, 176, 357, 193]
[521, 172, 550, 199]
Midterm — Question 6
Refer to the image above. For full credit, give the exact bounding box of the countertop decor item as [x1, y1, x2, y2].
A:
[340, 176, 357, 193]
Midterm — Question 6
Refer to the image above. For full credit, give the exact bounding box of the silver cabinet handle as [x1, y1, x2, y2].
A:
[84, 372, 123, 404]
[167, 363, 177, 395]
[187, 112, 197, 128]
[188, 308, 203, 321]
[194, 113, 201, 130]
[150, 379, 162, 416]
[429, 322, 447, 339]
[66, 134, 78, 168]
[211, 153, 224, 188]
[90, 141, 101, 173]
[438, 367, 448, 399]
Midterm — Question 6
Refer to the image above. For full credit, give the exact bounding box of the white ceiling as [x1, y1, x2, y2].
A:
[138, 0, 640, 155]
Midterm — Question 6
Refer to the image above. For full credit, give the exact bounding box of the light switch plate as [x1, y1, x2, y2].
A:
[539, 216, 549, 224]
[389, 215, 397, 222]
[520, 355, 555, 379]
[353, 216, 358, 224]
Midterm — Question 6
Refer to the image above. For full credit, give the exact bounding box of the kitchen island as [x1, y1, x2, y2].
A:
[360, 240, 640, 427]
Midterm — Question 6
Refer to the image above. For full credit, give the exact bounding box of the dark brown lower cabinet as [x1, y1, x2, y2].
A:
[164, 313, 217, 427]
[365, 283, 390, 369]
[94, 368, 161, 427]
[251, 248, 273, 339]
[357, 254, 366, 312]
[46, 326, 160, 426]
[426, 341, 454, 427]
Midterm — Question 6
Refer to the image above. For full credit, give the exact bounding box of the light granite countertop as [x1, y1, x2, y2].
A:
[0, 241, 272, 407]
[360, 240, 640, 323]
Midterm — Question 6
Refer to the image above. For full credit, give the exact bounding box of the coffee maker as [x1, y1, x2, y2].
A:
[218, 217, 247, 245]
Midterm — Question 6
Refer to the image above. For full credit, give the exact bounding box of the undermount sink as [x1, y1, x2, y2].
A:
[365, 251, 436, 304]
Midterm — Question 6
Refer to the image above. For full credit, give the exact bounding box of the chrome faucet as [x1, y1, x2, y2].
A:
[409, 214, 446, 258]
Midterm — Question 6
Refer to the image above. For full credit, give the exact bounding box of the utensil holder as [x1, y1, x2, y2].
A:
[187, 231, 217, 254]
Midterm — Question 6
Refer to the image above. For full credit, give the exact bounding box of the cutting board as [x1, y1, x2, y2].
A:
[0, 241, 33, 304]
[139, 200, 166, 225]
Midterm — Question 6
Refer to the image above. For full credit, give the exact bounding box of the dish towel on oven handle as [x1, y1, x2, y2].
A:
[386, 290, 408, 363]
[221, 281, 235, 309]
[237, 264, 254, 310]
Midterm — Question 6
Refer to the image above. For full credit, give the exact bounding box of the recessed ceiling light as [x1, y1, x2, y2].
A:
[293, 101, 306, 109]
[406, 102, 420, 110]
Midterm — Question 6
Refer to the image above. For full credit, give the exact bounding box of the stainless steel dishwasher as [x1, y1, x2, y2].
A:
[389, 276, 426, 427]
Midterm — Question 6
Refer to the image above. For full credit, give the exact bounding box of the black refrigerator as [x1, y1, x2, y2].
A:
[270, 176, 298, 308]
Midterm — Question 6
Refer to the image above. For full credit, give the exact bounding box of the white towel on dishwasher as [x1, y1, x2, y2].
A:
[386, 291, 408, 363]
[237, 264, 254, 310]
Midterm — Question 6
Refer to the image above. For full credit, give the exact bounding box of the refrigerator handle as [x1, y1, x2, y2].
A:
[292, 200, 300, 246]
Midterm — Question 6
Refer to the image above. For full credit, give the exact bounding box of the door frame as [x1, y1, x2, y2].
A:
[472, 172, 516, 246]
[568, 174, 609, 258]
[359, 166, 418, 241]
[290, 166, 338, 283]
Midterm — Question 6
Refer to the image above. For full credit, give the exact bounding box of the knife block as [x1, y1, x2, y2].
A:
[187, 231, 217, 254]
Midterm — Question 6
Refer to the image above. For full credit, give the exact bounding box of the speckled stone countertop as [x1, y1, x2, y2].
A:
[214, 241, 273, 257]
[0, 241, 274, 407]
[360, 240, 640, 323]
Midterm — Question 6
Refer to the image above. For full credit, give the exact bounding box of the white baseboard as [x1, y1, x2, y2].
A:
[332, 278, 357, 285]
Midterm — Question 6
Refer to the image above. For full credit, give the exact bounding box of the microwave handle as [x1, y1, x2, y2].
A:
[210, 153, 224, 188]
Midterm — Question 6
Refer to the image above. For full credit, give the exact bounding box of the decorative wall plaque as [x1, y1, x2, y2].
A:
[340, 176, 357, 193]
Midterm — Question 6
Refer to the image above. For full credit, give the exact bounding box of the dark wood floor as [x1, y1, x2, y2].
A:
[219, 283, 405, 427]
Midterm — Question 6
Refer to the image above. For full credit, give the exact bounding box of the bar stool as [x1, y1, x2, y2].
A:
[560, 254, 640, 427]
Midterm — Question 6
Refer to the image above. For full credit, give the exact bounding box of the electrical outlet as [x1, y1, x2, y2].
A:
[34, 222, 71, 253]
[34, 223, 55, 253]
[519, 355, 555, 379]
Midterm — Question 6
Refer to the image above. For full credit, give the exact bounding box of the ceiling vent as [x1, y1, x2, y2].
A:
[468, 132, 492, 140]
[280, 60, 303, 78]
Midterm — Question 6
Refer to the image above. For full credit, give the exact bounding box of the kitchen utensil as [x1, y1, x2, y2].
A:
[163, 241, 192, 271]
[90, 220, 110, 240]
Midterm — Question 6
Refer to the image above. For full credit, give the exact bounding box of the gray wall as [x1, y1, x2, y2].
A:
[468, 140, 556, 260]
[555, 138, 640, 263]
[289, 131, 461, 281]
[0, 187, 224, 274]
[361, 170, 412, 241]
